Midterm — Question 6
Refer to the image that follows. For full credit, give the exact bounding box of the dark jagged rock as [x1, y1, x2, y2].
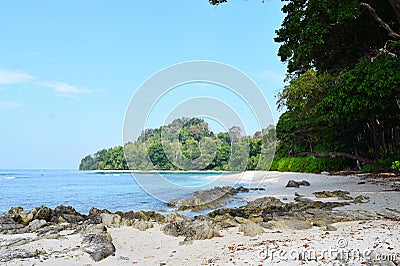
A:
[87, 207, 111, 224]
[7, 207, 34, 225]
[236, 186, 249, 193]
[52, 205, 87, 224]
[119, 210, 165, 223]
[245, 196, 285, 210]
[33, 206, 53, 222]
[8, 206, 24, 218]
[82, 233, 115, 262]
[81, 224, 115, 262]
[89, 207, 111, 216]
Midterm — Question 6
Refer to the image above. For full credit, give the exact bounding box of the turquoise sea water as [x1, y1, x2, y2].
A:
[0, 169, 254, 215]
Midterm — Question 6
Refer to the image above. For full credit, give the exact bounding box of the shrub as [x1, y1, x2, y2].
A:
[392, 161, 400, 171]
[270, 156, 344, 173]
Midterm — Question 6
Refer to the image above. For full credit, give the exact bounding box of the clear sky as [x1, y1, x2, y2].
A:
[0, 0, 287, 169]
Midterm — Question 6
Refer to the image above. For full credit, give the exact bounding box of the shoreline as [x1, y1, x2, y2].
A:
[86, 169, 239, 175]
[1, 171, 399, 265]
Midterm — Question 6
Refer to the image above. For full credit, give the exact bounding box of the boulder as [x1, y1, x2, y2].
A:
[8, 206, 24, 218]
[239, 223, 264, 237]
[25, 219, 47, 232]
[82, 233, 115, 262]
[219, 217, 238, 228]
[100, 213, 122, 228]
[53, 205, 86, 224]
[286, 180, 311, 188]
[132, 220, 153, 231]
[19, 210, 34, 226]
[121, 210, 165, 223]
[162, 217, 220, 241]
[164, 212, 190, 224]
[264, 219, 312, 230]
[0, 216, 25, 233]
[299, 180, 310, 186]
[33, 206, 53, 222]
[245, 196, 285, 210]
[286, 180, 300, 188]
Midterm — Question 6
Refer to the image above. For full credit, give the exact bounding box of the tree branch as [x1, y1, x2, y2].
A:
[360, 2, 400, 40]
[386, 0, 400, 24]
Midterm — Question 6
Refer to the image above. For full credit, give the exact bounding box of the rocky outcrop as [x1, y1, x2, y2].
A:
[167, 186, 237, 211]
[167, 185, 262, 212]
[313, 190, 353, 200]
[0, 188, 390, 264]
[161, 213, 220, 243]
[208, 191, 378, 232]
[52, 205, 87, 224]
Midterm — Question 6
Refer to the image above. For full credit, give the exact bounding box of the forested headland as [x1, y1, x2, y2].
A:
[81, 0, 400, 173]
[79, 118, 276, 171]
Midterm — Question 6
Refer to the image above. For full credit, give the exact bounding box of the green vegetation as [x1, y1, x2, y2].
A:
[270, 156, 345, 173]
[392, 161, 400, 171]
[272, 0, 400, 172]
[82, 1, 400, 173]
[79, 118, 276, 171]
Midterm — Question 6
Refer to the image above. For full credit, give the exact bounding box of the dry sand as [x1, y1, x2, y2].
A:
[2, 171, 400, 265]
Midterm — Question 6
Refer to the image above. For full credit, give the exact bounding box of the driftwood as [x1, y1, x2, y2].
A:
[295, 151, 399, 174]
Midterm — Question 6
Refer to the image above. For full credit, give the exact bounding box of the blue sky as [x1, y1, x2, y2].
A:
[0, 1, 287, 169]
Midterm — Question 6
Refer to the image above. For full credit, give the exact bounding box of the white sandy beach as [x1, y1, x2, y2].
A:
[1, 171, 399, 265]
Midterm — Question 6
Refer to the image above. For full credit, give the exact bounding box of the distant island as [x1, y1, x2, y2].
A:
[80, 117, 350, 173]
[80, 117, 276, 171]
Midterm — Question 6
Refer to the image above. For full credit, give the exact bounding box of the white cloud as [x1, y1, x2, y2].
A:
[39, 81, 93, 98]
[0, 101, 22, 109]
[0, 70, 34, 85]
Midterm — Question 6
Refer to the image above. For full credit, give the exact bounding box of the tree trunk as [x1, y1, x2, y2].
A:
[371, 114, 379, 159]
[355, 149, 361, 170]
[395, 127, 400, 157]
[382, 131, 388, 154]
